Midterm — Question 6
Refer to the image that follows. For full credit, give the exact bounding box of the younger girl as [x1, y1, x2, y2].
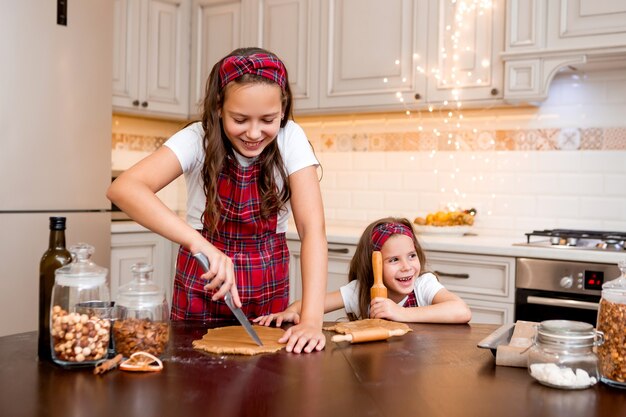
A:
[107, 48, 327, 354]
[255, 217, 471, 325]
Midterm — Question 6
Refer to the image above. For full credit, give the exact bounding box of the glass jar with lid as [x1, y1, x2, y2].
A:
[49, 243, 111, 367]
[527, 320, 604, 389]
[596, 259, 626, 389]
[113, 262, 170, 357]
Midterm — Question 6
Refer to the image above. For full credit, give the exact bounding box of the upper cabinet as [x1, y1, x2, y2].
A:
[426, 0, 505, 104]
[317, 0, 428, 111]
[251, 0, 321, 111]
[255, 0, 504, 114]
[188, 0, 251, 117]
[113, 0, 191, 119]
[504, 0, 626, 103]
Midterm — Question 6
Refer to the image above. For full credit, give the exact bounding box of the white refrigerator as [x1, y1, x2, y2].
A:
[0, 0, 113, 336]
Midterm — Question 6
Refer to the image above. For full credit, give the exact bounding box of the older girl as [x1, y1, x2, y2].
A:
[108, 48, 327, 353]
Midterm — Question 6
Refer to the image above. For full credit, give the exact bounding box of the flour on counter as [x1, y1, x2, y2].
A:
[529, 363, 597, 388]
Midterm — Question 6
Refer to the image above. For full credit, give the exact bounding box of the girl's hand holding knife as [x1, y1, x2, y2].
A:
[191, 240, 241, 307]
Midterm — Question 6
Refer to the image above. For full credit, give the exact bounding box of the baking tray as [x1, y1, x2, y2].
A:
[476, 323, 515, 356]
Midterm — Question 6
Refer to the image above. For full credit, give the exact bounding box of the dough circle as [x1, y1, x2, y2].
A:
[193, 325, 286, 356]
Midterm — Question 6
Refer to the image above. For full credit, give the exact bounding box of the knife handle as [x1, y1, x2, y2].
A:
[193, 253, 235, 304]
[193, 253, 210, 272]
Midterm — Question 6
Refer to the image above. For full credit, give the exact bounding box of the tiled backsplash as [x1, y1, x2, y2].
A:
[112, 68, 626, 235]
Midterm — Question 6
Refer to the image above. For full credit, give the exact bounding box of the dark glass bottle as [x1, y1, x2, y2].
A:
[38, 217, 71, 361]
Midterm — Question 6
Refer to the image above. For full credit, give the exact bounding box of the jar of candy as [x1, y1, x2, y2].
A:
[49, 243, 111, 367]
[596, 259, 626, 389]
[113, 263, 170, 357]
[527, 320, 604, 389]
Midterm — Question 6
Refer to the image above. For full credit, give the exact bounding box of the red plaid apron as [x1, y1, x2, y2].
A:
[171, 155, 290, 322]
[403, 290, 418, 308]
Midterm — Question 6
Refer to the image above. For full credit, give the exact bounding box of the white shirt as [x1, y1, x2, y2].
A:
[164, 120, 318, 231]
[340, 272, 445, 319]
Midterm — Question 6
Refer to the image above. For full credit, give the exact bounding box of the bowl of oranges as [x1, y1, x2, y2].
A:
[413, 208, 476, 236]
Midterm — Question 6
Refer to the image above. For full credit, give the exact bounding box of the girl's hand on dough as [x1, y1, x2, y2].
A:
[253, 311, 300, 327]
[279, 322, 325, 354]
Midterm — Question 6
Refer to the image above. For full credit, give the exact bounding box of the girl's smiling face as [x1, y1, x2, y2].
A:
[221, 82, 283, 158]
[379, 234, 421, 303]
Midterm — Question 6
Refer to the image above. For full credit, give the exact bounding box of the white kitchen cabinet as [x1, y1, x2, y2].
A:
[255, 0, 505, 113]
[250, 0, 321, 111]
[316, 0, 428, 111]
[110, 230, 176, 306]
[503, 0, 626, 103]
[426, 251, 516, 325]
[112, 0, 191, 118]
[426, 0, 505, 104]
[287, 240, 353, 322]
[189, 0, 257, 117]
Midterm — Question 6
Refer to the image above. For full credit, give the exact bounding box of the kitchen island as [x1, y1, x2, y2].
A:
[1, 322, 624, 417]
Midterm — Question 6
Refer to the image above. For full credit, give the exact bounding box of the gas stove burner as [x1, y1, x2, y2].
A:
[520, 229, 626, 251]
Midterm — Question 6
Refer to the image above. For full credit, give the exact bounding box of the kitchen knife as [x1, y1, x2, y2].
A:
[192, 253, 263, 346]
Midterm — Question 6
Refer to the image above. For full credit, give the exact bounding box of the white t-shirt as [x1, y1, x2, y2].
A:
[339, 272, 445, 319]
[164, 120, 319, 232]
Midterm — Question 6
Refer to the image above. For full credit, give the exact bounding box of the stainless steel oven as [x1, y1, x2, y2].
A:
[515, 258, 620, 326]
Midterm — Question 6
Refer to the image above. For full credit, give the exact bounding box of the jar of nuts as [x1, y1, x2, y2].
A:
[50, 243, 111, 368]
[596, 259, 626, 389]
[114, 263, 170, 358]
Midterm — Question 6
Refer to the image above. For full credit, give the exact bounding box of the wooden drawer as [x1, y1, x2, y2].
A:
[425, 251, 515, 302]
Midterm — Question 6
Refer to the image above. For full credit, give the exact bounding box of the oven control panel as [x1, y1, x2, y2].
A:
[583, 270, 604, 290]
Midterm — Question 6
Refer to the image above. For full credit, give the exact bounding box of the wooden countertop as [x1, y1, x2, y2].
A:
[1, 322, 624, 417]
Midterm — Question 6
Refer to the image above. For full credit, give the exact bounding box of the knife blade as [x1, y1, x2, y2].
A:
[192, 253, 264, 346]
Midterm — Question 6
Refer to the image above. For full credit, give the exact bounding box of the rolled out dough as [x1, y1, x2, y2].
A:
[193, 325, 286, 356]
[324, 318, 412, 335]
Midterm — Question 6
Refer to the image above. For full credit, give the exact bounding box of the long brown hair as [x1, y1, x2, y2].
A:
[348, 217, 427, 320]
[200, 47, 294, 233]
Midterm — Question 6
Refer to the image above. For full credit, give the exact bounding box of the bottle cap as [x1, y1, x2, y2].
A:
[49, 217, 66, 230]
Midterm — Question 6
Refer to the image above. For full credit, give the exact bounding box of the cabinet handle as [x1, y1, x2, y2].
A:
[434, 270, 469, 279]
[490, 88, 499, 96]
[141, 101, 148, 108]
[328, 247, 350, 254]
[414, 93, 421, 100]
[132, 100, 140, 106]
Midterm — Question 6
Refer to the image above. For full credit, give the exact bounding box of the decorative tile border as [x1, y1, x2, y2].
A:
[112, 128, 626, 153]
[111, 133, 168, 152]
[309, 127, 626, 152]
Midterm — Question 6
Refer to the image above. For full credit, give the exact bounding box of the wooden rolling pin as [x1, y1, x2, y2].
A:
[370, 251, 387, 299]
[331, 327, 408, 343]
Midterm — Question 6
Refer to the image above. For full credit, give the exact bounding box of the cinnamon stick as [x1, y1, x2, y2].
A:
[93, 354, 123, 375]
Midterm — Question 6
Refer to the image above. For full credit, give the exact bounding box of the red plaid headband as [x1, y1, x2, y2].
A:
[371, 223, 414, 251]
[219, 54, 287, 90]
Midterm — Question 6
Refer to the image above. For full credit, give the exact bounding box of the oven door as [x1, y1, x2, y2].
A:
[515, 289, 600, 326]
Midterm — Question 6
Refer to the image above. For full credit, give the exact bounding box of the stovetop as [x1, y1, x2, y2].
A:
[517, 229, 626, 251]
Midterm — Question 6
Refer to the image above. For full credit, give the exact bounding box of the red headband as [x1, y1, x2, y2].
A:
[371, 223, 414, 251]
[219, 54, 287, 90]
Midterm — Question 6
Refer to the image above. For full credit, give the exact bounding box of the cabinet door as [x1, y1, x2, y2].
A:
[140, 0, 191, 115]
[546, 0, 626, 50]
[256, 0, 321, 111]
[113, 0, 141, 108]
[287, 240, 354, 322]
[426, 0, 504, 104]
[189, 0, 244, 116]
[318, 0, 427, 111]
[463, 298, 514, 325]
[113, 0, 190, 117]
